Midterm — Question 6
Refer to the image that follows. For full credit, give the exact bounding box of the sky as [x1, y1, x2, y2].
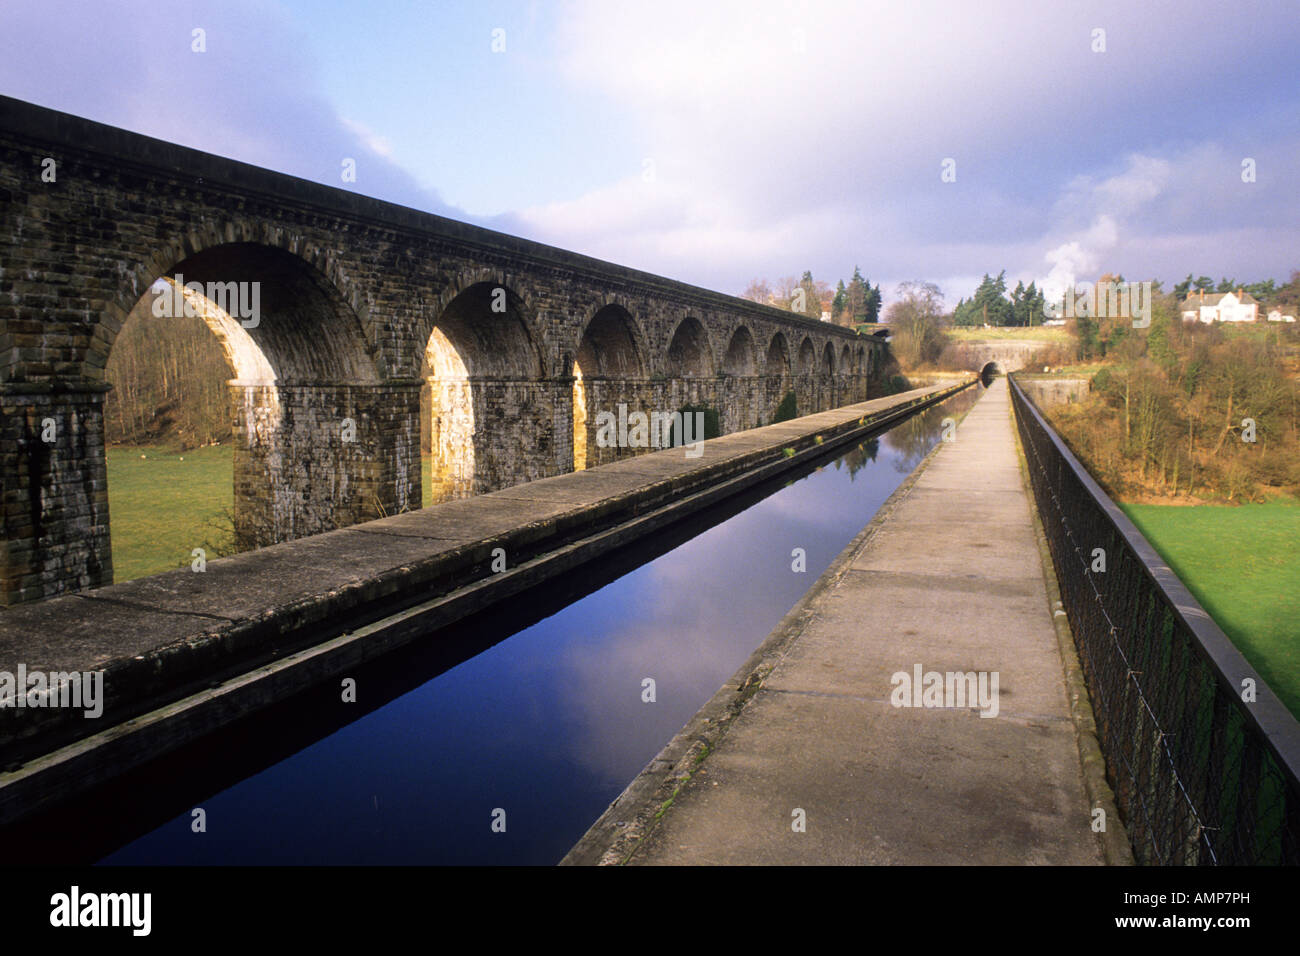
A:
[3, 0, 1298, 310]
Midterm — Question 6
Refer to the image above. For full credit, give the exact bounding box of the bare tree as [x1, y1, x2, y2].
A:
[885, 280, 950, 368]
[740, 278, 773, 303]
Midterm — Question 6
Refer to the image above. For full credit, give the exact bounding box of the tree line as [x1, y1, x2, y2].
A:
[1038, 297, 1300, 502]
[952, 271, 1047, 327]
[1173, 275, 1279, 300]
[104, 307, 232, 448]
[952, 269, 1300, 329]
[740, 266, 882, 327]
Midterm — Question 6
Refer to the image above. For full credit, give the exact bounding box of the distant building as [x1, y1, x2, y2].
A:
[1267, 308, 1297, 323]
[1180, 289, 1259, 323]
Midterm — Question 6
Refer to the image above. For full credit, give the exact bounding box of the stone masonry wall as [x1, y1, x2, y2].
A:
[231, 382, 420, 548]
[0, 96, 886, 604]
[0, 382, 111, 605]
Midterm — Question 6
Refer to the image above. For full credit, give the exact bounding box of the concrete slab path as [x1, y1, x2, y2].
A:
[628, 378, 1105, 865]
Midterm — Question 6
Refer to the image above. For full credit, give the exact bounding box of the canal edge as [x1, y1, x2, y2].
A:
[1008, 385, 1134, 866]
[560, 390, 975, 867]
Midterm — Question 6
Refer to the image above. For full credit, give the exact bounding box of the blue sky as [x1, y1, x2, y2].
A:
[3, 0, 1298, 308]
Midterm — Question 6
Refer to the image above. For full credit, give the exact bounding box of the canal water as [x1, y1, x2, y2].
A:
[13, 385, 983, 864]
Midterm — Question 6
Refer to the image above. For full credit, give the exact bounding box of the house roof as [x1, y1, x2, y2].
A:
[1180, 290, 1259, 307]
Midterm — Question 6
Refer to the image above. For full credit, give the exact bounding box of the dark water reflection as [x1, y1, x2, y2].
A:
[31, 385, 982, 865]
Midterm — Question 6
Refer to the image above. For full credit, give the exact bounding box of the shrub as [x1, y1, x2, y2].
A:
[772, 390, 798, 423]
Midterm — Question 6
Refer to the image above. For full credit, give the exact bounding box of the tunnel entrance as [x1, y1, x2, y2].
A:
[980, 361, 1001, 386]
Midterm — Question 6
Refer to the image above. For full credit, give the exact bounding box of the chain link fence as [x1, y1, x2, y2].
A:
[1010, 375, 1300, 865]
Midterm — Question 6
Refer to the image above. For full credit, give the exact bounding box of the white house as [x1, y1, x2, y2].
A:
[1180, 289, 1260, 323]
[1267, 308, 1297, 323]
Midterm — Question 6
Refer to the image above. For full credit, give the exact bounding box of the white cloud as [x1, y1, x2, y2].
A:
[519, 0, 1300, 296]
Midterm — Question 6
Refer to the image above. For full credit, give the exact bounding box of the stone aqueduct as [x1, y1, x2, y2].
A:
[0, 97, 888, 607]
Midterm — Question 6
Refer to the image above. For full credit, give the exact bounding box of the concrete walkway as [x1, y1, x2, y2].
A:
[626, 378, 1105, 865]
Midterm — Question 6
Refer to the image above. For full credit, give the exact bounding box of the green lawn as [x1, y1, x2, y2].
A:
[105, 444, 234, 582]
[107, 446, 438, 583]
[1120, 500, 1300, 718]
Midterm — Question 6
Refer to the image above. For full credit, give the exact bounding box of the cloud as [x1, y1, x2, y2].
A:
[3, 0, 1298, 303]
[1032, 137, 1300, 299]
[518, 0, 1300, 299]
[0, 0, 475, 223]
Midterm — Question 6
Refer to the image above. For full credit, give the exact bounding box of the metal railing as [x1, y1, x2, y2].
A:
[1010, 375, 1300, 865]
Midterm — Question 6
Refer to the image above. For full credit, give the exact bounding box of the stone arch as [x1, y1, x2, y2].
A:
[822, 341, 836, 376]
[98, 228, 380, 381]
[666, 316, 715, 377]
[108, 241, 378, 384]
[419, 267, 546, 375]
[722, 326, 757, 376]
[574, 303, 647, 379]
[766, 332, 791, 376]
[841, 344, 852, 375]
[99, 241, 390, 567]
[572, 303, 647, 470]
[424, 282, 542, 380]
[422, 280, 546, 503]
[796, 337, 817, 376]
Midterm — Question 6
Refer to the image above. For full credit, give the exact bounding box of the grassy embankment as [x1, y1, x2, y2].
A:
[105, 444, 235, 582]
[1120, 500, 1300, 718]
[106, 445, 438, 583]
[946, 325, 1071, 342]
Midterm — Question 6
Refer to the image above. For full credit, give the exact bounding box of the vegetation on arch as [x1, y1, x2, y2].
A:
[772, 390, 799, 424]
[669, 404, 722, 446]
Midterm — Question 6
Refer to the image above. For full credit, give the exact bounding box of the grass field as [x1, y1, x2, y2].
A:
[107, 445, 439, 582]
[946, 325, 1071, 342]
[1120, 499, 1300, 718]
[106, 444, 235, 582]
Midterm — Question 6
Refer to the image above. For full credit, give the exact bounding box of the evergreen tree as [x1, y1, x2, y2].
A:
[953, 271, 1013, 326]
[847, 266, 868, 324]
[863, 281, 882, 323]
[1008, 279, 1045, 326]
[1244, 279, 1276, 300]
